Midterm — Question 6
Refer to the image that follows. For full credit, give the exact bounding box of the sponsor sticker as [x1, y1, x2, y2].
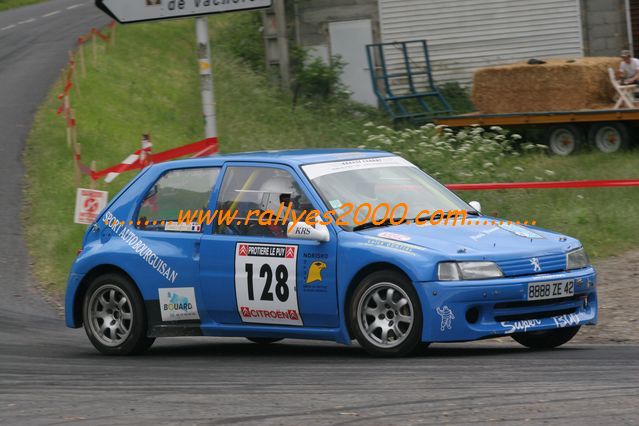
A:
[552, 313, 581, 328]
[329, 199, 343, 209]
[436, 305, 455, 331]
[306, 261, 326, 284]
[235, 243, 302, 326]
[469, 226, 500, 241]
[378, 231, 411, 242]
[498, 223, 544, 239]
[302, 252, 330, 293]
[103, 211, 178, 283]
[364, 237, 417, 255]
[302, 156, 416, 180]
[158, 287, 200, 322]
[239, 307, 300, 321]
[501, 319, 542, 334]
[164, 222, 202, 233]
[502, 313, 582, 335]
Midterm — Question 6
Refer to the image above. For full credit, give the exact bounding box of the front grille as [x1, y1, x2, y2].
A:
[497, 253, 566, 277]
[495, 295, 580, 310]
[495, 308, 577, 322]
[493, 294, 583, 322]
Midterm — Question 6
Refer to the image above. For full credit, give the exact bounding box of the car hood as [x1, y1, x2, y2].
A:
[355, 218, 580, 260]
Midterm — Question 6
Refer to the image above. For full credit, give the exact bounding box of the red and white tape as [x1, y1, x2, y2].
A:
[104, 135, 153, 183]
[446, 179, 639, 191]
[82, 137, 219, 182]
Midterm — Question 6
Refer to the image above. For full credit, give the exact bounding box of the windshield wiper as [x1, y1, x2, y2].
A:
[417, 211, 445, 222]
[414, 209, 480, 223]
[353, 217, 412, 231]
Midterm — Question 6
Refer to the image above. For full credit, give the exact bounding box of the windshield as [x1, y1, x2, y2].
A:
[302, 156, 472, 231]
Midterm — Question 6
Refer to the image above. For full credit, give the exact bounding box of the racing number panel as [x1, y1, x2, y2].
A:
[234, 243, 303, 326]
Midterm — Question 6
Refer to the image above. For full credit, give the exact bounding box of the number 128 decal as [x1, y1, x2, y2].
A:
[234, 243, 302, 326]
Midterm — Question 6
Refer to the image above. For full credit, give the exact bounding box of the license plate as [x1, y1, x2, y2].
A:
[527, 280, 575, 301]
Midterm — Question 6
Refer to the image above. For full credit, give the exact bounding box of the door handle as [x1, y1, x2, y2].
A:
[193, 241, 201, 261]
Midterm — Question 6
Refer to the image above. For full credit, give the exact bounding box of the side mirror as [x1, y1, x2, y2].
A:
[287, 221, 330, 242]
[469, 201, 482, 213]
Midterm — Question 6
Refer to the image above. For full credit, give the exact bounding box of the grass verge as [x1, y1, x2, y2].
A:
[24, 18, 639, 294]
[0, 0, 45, 12]
[461, 152, 639, 258]
[23, 18, 379, 293]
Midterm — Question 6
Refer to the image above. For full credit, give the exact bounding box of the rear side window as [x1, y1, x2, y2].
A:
[136, 168, 220, 231]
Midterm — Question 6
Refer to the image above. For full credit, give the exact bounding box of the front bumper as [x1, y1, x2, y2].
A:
[416, 267, 597, 342]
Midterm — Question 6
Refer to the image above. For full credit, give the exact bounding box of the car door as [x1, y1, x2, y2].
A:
[130, 166, 220, 326]
[199, 163, 339, 328]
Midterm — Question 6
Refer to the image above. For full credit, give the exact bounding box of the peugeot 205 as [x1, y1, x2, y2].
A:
[65, 150, 597, 357]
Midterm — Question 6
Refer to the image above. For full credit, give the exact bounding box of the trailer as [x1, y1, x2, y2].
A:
[433, 108, 639, 156]
[365, 39, 637, 156]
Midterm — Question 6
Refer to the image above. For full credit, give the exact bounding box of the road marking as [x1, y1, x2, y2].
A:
[17, 18, 36, 25]
[0, 24, 17, 31]
[67, 4, 84, 10]
[42, 10, 61, 18]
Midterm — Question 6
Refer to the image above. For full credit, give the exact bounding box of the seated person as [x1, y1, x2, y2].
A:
[618, 50, 639, 85]
[220, 173, 313, 238]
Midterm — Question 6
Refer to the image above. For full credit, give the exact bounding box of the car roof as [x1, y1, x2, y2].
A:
[147, 149, 394, 173]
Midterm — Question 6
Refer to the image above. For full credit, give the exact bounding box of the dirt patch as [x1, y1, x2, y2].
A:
[576, 250, 639, 344]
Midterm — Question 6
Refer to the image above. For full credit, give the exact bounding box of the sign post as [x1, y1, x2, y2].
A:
[94, 0, 273, 140]
[196, 17, 217, 139]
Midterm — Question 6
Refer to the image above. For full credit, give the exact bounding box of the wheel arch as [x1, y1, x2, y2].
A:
[343, 262, 413, 339]
[72, 264, 139, 327]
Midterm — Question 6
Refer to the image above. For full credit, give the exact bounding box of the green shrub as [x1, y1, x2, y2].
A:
[291, 47, 347, 101]
[215, 12, 265, 71]
[439, 82, 475, 115]
[361, 123, 548, 183]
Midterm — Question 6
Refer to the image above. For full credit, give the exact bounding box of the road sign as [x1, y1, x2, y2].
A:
[96, 0, 273, 24]
[74, 188, 108, 225]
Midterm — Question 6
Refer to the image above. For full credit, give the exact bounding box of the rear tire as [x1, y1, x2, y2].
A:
[349, 270, 423, 357]
[546, 124, 584, 156]
[588, 123, 629, 153]
[511, 326, 580, 349]
[82, 273, 155, 355]
[246, 338, 283, 344]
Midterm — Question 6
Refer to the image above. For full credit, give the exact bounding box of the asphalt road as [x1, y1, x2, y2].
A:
[1, 2, 638, 425]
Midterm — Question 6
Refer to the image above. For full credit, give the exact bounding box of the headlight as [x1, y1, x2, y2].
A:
[566, 247, 589, 270]
[438, 261, 503, 281]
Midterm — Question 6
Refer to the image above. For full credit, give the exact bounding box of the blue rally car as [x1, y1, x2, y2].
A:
[65, 150, 597, 357]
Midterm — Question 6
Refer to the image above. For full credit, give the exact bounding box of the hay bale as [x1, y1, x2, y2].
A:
[471, 57, 619, 113]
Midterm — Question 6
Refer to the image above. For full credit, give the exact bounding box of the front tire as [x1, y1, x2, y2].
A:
[349, 270, 423, 357]
[82, 273, 155, 355]
[511, 326, 580, 349]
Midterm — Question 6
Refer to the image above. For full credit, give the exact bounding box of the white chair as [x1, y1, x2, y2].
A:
[609, 67, 637, 109]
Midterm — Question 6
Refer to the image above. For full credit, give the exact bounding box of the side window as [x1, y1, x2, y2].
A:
[215, 167, 313, 237]
[137, 167, 220, 231]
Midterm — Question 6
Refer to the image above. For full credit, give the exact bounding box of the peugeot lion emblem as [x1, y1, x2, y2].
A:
[530, 257, 541, 272]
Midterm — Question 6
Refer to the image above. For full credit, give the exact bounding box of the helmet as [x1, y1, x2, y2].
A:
[258, 176, 297, 212]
